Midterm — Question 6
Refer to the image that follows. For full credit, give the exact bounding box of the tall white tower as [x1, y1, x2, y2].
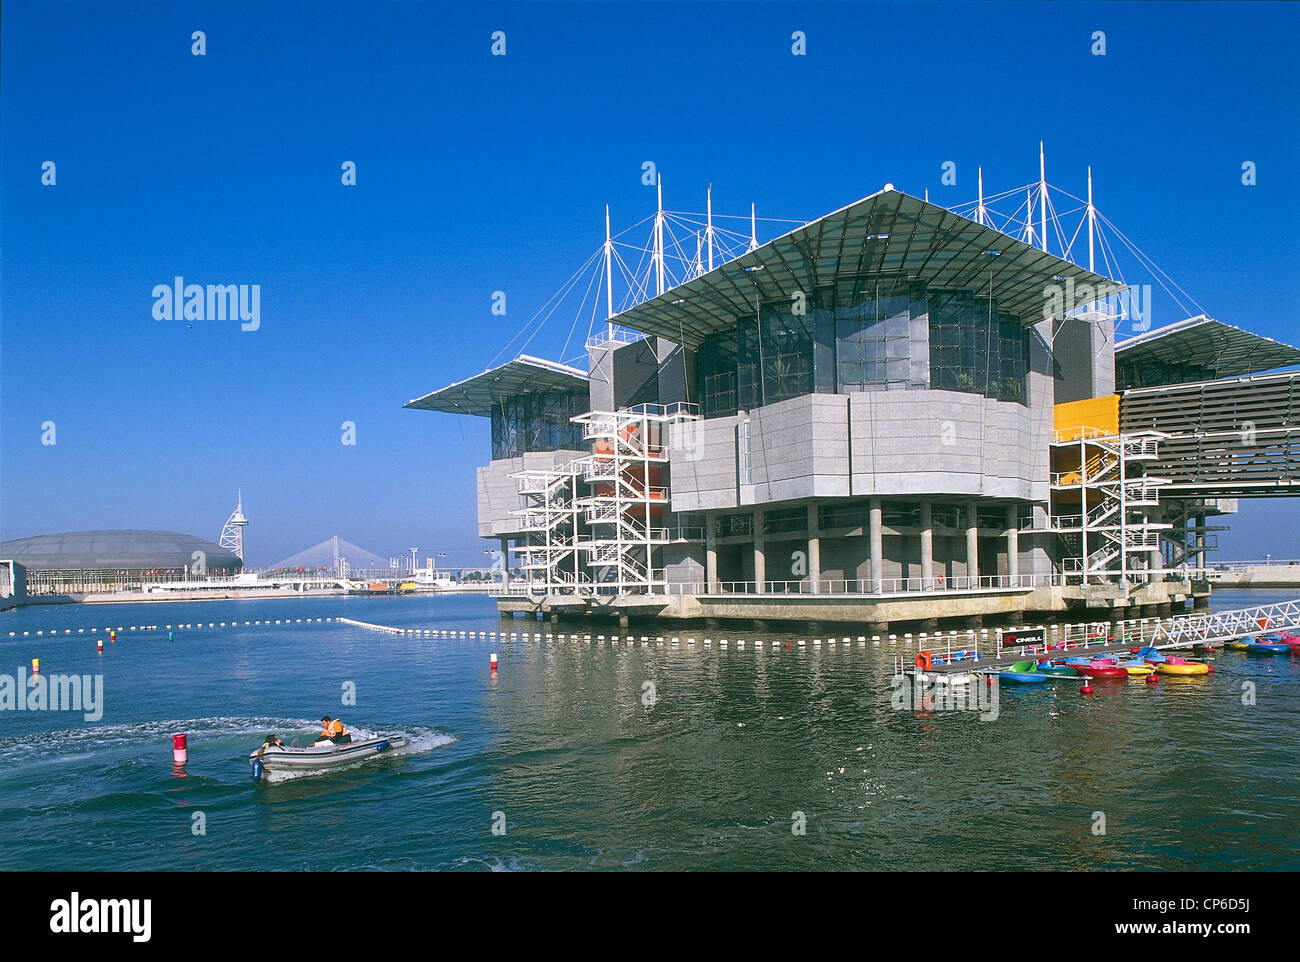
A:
[219, 491, 249, 561]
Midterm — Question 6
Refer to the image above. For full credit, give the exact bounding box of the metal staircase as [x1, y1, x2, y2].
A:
[1050, 427, 1172, 583]
[508, 402, 699, 597]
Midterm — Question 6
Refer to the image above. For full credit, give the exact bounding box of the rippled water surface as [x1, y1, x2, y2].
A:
[1, 590, 1297, 870]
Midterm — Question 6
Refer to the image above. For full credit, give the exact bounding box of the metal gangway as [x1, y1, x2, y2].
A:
[896, 597, 1299, 677]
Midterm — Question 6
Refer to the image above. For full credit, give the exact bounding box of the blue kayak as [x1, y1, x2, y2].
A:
[1246, 642, 1290, 655]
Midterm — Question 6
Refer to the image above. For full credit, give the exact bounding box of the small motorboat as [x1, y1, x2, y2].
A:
[1035, 659, 1078, 676]
[1245, 641, 1291, 656]
[250, 734, 408, 782]
[1116, 661, 1155, 676]
[996, 661, 1049, 684]
[1074, 661, 1127, 679]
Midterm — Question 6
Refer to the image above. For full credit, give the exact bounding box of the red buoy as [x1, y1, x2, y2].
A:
[490, 652, 498, 673]
[97, 639, 103, 653]
[172, 733, 188, 765]
[1080, 684, 1094, 695]
[1146, 674, 1159, 684]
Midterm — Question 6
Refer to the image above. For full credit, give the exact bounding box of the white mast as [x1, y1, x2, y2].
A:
[747, 202, 758, 252]
[1087, 166, 1095, 272]
[604, 204, 614, 334]
[219, 491, 248, 562]
[1039, 141, 1048, 253]
[976, 167, 986, 227]
[706, 185, 715, 272]
[654, 174, 665, 296]
[693, 230, 703, 278]
[1025, 189, 1036, 247]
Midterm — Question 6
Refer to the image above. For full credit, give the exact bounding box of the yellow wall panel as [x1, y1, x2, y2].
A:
[1054, 395, 1119, 440]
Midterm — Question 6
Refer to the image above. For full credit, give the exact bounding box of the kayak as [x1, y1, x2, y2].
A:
[1155, 662, 1210, 676]
[249, 734, 407, 782]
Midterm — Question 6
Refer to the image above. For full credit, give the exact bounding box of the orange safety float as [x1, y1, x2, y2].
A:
[915, 650, 933, 671]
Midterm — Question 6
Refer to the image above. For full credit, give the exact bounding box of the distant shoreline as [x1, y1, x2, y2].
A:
[3, 586, 498, 609]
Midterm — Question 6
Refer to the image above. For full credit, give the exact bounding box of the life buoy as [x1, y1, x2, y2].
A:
[937, 574, 945, 588]
[915, 650, 933, 671]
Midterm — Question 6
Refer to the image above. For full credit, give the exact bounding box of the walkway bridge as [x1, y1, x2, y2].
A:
[903, 597, 1299, 676]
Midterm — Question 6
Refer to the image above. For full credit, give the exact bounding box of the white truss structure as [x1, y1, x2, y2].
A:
[219, 491, 248, 561]
[1049, 428, 1171, 583]
[509, 402, 700, 597]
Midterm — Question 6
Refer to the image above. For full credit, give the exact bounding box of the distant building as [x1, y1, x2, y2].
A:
[0, 530, 242, 596]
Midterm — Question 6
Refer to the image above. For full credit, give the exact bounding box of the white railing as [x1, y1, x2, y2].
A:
[1212, 558, 1300, 570]
[585, 327, 646, 349]
[664, 573, 1061, 596]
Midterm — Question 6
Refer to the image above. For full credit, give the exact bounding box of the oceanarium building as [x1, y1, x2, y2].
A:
[409, 185, 1300, 626]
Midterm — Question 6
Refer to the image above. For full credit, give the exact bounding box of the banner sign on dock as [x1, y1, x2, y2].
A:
[1001, 628, 1047, 647]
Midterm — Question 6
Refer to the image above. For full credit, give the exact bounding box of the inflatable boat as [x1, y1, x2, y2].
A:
[1155, 660, 1210, 676]
[249, 734, 407, 782]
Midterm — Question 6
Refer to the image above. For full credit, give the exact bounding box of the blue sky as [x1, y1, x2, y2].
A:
[2, 0, 1297, 565]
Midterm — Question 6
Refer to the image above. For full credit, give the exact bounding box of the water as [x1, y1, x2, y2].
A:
[1, 590, 1297, 870]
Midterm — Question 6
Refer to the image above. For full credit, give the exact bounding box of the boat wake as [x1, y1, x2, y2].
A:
[0, 716, 455, 780]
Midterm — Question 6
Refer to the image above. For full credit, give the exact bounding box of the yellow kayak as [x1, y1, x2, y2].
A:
[1156, 662, 1210, 676]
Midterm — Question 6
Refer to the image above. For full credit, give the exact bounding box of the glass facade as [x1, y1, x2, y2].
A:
[929, 291, 1028, 402]
[490, 390, 587, 460]
[696, 272, 1030, 417]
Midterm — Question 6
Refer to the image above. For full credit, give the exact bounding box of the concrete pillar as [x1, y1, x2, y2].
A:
[965, 501, 979, 584]
[618, 613, 629, 629]
[1005, 504, 1019, 580]
[807, 503, 820, 594]
[1194, 512, 1206, 572]
[754, 509, 766, 592]
[500, 538, 510, 592]
[869, 498, 883, 592]
[919, 499, 934, 585]
[705, 514, 718, 595]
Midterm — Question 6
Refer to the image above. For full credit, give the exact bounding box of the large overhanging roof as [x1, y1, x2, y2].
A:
[1116, 314, 1300, 379]
[608, 186, 1124, 350]
[405, 354, 588, 417]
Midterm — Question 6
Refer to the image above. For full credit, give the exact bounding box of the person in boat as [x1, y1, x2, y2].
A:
[255, 734, 283, 759]
[319, 715, 351, 745]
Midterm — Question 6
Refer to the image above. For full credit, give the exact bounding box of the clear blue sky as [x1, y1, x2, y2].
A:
[3, 1, 1297, 565]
